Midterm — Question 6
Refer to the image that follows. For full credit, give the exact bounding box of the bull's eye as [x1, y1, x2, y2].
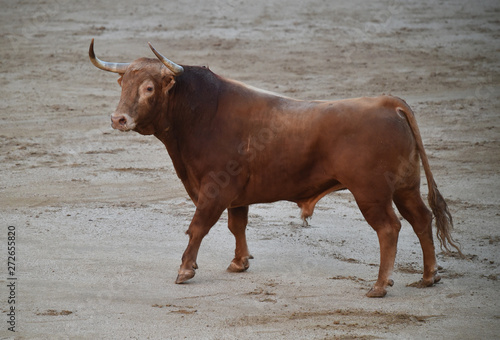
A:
[146, 86, 154, 92]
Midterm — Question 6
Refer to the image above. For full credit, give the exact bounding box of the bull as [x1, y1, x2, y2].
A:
[89, 39, 461, 297]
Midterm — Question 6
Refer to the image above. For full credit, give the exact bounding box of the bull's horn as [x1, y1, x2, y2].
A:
[148, 42, 184, 76]
[89, 39, 130, 74]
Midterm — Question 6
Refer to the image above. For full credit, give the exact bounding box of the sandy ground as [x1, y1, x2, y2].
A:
[1, 0, 499, 339]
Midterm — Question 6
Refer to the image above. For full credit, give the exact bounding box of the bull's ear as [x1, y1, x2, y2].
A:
[161, 68, 176, 93]
[117, 75, 123, 87]
[163, 76, 176, 93]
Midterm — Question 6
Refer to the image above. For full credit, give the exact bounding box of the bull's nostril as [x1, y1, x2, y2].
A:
[111, 115, 127, 126]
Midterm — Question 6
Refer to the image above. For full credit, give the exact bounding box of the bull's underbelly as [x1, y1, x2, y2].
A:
[229, 162, 344, 207]
[240, 182, 346, 208]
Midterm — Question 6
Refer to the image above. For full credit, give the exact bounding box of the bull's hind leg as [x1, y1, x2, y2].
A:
[227, 206, 253, 272]
[353, 192, 402, 298]
[394, 188, 441, 287]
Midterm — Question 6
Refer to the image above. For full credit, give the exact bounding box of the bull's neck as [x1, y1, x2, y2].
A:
[155, 65, 220, 140]
[153, 66, 221, 182]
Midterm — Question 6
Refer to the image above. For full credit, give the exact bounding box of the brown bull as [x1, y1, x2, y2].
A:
[89, 39, 461, 297]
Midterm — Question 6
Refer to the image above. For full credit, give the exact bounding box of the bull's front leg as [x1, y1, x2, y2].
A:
[176, 205, 225, 284]
[227, 206, 253, 272]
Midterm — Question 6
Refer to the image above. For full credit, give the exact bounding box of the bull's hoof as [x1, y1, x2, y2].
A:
[227, 256, 252, 273]
[410, 274, 441, 288]
[366, 286, 387, 298]
[175, 269, 195, 284]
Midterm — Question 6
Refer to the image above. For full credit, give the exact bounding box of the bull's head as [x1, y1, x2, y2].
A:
[89, 39, 183, 135]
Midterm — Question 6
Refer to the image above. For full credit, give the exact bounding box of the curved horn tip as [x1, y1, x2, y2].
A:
[147, 41, 160, 59]
[148, 42, 184, 76]
[88, 39, 130, 74]
[89, 38, 96, 57]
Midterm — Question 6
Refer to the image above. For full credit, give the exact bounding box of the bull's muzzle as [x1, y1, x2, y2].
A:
[111, 113, 135, 131]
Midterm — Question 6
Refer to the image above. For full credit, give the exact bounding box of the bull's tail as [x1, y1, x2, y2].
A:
[395, 100, 463, 257]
